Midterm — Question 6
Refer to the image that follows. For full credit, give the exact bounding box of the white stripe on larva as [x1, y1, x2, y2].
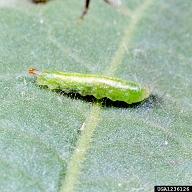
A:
[48, 73, 141, 91]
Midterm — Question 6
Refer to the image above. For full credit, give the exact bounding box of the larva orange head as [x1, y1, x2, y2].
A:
[28, 68, 39, 76]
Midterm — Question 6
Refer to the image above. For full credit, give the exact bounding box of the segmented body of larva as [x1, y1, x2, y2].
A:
[29, 68, 150, 104]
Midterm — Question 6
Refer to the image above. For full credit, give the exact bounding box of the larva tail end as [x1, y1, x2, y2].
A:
[28, 68, 39, 76]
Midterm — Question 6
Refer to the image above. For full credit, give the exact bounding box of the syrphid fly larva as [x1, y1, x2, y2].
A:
[29, 68, 150, 104]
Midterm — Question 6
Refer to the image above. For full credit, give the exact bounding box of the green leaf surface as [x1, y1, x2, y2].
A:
[0, 0, 191, 192]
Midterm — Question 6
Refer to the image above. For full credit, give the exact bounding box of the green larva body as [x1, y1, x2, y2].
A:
[36, 70, 150, 104]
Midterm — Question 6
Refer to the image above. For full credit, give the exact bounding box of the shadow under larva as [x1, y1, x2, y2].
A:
[55, 90, 160, 110]
[100, 94, 163, 109]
